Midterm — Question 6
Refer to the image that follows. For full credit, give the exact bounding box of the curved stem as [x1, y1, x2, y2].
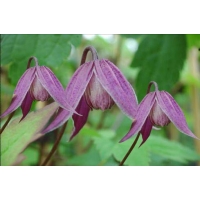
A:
[41, 121, 68, 166]
[26, 56, 39, 69]
[80, 46, 99, 65]
[0, 111, 15, 134]
[147, 81, 159, 93]
[119, 132, 141, 166]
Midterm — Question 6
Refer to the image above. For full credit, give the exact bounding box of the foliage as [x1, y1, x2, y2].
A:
[1, 103, 58, 165]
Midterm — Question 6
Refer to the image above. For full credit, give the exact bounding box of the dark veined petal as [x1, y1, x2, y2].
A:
[65, 61, 94, 108]
[42, 62, 94, 135]
[36, 66, 78, 114]
[120, 92, 156, 142]
[42, 106, 71, 134]
[157, 91, 198, 139]
[70, 96, 91, 140]
[20, 91, 34, 121]
[0, 67, 36, 118]
[94, 59, 138, 119]
[139, 117, 153, 147]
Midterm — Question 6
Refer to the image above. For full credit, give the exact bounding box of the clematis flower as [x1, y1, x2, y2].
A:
[0, 56, 77, 120]
[42, 46, 138, 140]
[120, 81, 198, 146]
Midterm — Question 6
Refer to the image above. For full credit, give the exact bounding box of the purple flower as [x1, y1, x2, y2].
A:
[0, 57, 76, 120]
[120, 81, 198, 146]
[42, 46, 138, 140]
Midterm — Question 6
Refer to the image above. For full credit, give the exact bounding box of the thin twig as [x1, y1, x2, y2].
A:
[41, 122, 68, 166]
[119, 133, 141, 166]
[0, 111, 15, 134]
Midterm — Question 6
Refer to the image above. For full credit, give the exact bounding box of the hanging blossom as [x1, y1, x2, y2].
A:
[0, 56, 77, 120]
[42, 46, 138, 140]
[120, 81, 198, 146]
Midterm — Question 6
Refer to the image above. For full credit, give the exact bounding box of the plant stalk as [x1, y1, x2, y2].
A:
[41, 122, 68, 166]
[0, 111, 15, 134]
[119, 133, 141, 166]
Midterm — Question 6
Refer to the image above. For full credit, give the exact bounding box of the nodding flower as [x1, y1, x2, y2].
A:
[0, 56, 77, 120]
[42, 46, 138, 140]
[120, 81, 198, 146]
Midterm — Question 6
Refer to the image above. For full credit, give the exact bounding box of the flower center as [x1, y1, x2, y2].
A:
[30, 76, 50, 101]
[84, 74, 114, 110]
[149, 100, 170, 127]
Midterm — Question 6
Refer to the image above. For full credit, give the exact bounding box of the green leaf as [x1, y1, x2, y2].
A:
[93, 137, 116, 160]
[113, 136, 150, 166]
[187, 34, 200, 48]
[131, 34, 187, 101]
[1, 102, 58, 166]
[121, 34, 146, 40]
[1, 34, 82, 85]
[21, 146, 39, 166]
[67, 146, 102, 166]
[146, 135, 200, 164]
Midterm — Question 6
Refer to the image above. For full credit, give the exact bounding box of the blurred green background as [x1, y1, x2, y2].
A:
[1, 34, 200, 166]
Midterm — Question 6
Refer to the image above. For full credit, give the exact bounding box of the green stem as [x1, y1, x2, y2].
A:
[119, 133, 141, 166]
[41, 122, 68, 166]
[0, 111, 15, 134]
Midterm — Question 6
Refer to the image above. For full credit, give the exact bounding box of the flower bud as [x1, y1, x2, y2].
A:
[85, 74, 114, 110]
[30, 76, 50, 101]
[149, 101, 170, 126]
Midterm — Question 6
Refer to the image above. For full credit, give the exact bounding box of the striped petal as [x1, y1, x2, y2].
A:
[65, 61, 94, 108]
[94, 59, 138, 119]
[120, 92, 156, 142]
[36, 66, 77, 114]
[0, 67, 36, 118]
[156, 91, 198, 139]
[42, 62, 94, 134]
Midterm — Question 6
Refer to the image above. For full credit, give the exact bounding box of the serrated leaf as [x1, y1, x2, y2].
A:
[131, 34, 187, 101]
[93, 137, 116, 160]
[1, 102, 58, 166]
[113, 136, 150, 166]
[146, 135, 200, 164]
[1, 34, 82, 85]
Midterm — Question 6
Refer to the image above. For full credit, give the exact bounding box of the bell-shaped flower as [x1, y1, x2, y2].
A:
[0, 57, 77, 120]
[42, 46, 138, 140]
[120, 81, 198, 146]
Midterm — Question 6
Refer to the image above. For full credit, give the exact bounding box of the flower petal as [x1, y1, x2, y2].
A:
[20, 91, 34, 121]
[139, 117, 153, 147]
[157, 91, 198, 139]
[42, 106, 71, 134]
[65, 61, 94, 108]
[36, 66, 78, 114]
[41, 62, 94, 135]
[70, 96, 91, 140]
[0, 67, 36, 118]
[120, 92, 156, 142]
[94, 59, 138, 119]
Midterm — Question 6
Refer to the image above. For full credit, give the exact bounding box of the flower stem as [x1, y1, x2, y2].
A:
[26, 56, 39, 69]
[0, 111, 15, 134]
[147, 81, 159, 93]
[41, 121, 68, 166]
[81, 46, 99, 64]
[119, 132, 141, 166]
